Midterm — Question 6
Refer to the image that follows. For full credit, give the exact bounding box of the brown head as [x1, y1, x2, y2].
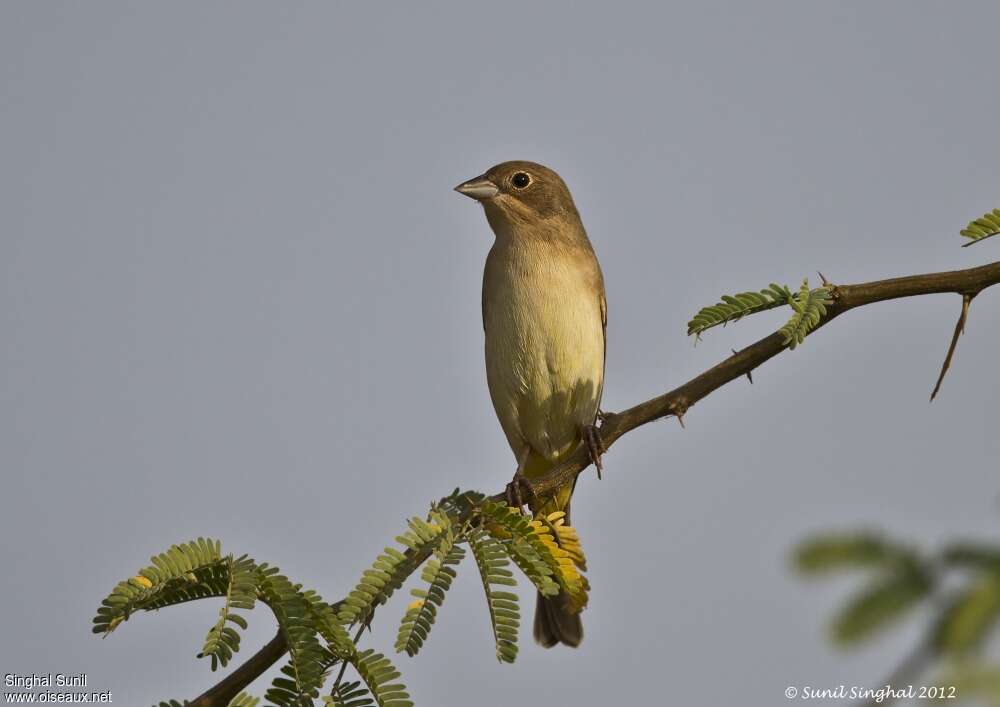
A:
[454, 161, 584, 238]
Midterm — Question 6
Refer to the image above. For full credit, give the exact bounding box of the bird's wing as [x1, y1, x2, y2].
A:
[596, 282, 607, 416]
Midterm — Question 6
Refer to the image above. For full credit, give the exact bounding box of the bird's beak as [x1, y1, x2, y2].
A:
[454, 175, 499, 201]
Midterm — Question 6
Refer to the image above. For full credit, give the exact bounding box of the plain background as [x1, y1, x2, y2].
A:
[2, 2, 998, 705]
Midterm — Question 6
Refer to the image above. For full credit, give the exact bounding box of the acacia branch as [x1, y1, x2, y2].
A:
[188, 629, 287, 707]
[520, 260, 1000, 500]
[189, 259, 1000, 706]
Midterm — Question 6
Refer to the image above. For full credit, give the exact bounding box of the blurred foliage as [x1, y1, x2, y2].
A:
[795, 531, 1000, 705]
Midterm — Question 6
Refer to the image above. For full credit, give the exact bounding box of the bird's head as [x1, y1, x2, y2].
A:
[454, 161, 581, 233]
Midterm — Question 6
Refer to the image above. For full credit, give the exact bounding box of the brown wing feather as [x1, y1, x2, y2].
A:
[596, 281, 607, 418]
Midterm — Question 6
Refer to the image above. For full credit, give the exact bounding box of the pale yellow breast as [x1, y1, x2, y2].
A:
[483, 238, 605, 464]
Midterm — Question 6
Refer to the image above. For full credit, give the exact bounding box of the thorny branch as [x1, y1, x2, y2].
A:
[189, 259, 1000, 706]
[522, 260, 1000, 500]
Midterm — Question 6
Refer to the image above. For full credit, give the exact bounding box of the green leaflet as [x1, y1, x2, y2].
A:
[943, 543, 1000, 571]
[258, 565, 328, 706]
[686, 283, 793, 337]
[301, 590, 356, 660]
[338, 517, 448, 627]
[326, 681, 376, 707]
[831, 562, 933, 645]
[934, 573, 1000, 655]
[527, 513, 589, 613]
[435, 488, 486, 518]
[101, 541, 313, 706]
[793, 533, 910, 574]
[479, 502, 560, 598]
[139, 562, 236, 613]
[93, 538, 225, 635]
[960, 207, 1000, 247]
[794, 533, 935, 647]
[779, 280, 831, 350]
[394, 513, 465, 657]
[153, 692, 259, 707]
[686, 280, 830, 348]
[199, 554, 258, 670]
[352, 650, 413, 707]
[468, 528, 520, 663]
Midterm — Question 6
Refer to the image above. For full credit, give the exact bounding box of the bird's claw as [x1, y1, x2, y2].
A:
[506, 470, 534, 511]
[583, 424, 605, 479]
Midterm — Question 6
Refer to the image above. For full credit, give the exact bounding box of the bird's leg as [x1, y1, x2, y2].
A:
[582, 424, 605, 479]
[506, 446, 535, 512]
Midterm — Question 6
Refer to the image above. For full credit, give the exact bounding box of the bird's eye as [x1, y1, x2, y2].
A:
[511, 172, 531, 189]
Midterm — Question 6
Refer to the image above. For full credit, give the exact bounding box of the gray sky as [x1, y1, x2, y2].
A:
[2, 2, 999, 705]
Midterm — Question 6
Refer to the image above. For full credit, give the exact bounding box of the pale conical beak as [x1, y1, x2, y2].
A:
[454, 175, 499, 200]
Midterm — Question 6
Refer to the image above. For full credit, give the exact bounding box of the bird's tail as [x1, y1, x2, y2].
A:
[534, 588, 583, 648]
[522, 449, 584, 648]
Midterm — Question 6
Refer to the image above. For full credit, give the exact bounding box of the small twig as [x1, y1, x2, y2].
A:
[930, 293, 975, 401]
[962, 231, 1000, 247]
[331, 621, 369, 697]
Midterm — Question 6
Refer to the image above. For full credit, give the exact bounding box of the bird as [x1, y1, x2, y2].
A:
[455, 160, 606, 648]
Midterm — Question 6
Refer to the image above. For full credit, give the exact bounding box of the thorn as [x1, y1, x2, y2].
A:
[732, 349, 754, 384]
[818, 271, 831, 287]
[671, 398, 691, 429]
[930, 293, 975, 401]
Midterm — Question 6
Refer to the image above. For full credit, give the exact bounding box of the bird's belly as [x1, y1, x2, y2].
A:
[484, 272, 604, 463]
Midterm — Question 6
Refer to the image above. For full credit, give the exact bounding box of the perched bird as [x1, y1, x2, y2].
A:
[455, 161, 606, 648]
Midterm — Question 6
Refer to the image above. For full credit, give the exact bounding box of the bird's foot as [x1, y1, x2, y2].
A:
[506, 469, 534, 512]
[582, 424, 605, 479]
